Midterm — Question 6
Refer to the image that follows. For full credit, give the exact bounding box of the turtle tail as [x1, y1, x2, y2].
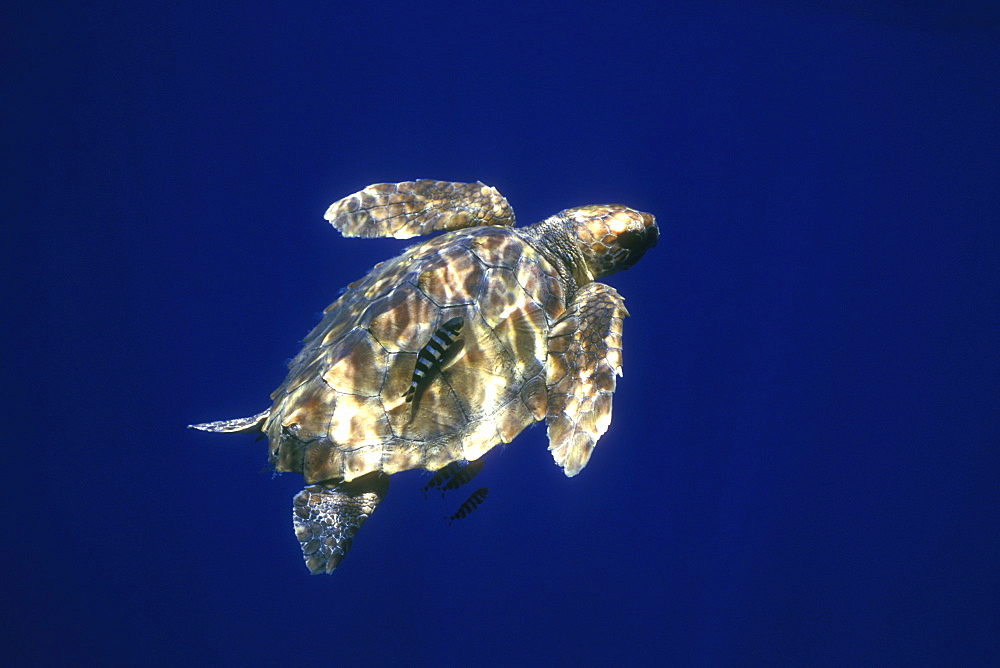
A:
[188, 408, 270, 434]
[292, 472, 390, 574]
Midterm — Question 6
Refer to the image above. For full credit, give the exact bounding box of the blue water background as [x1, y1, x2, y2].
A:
[6, 2, 998, 664]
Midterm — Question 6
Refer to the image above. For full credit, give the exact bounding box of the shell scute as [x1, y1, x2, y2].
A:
[515, 255, 565, 325]
[442, 313, 521, 420]
[329, 393, 393, 449]
[416, 247, 486, 308]
[468, 229, 523, 268]
[479, 267, 523, 328]
[490, 298, 548, 382]
[339, 441, 386, 481]
[278, 378, 336, 444]
[385, 369, 468, 442]
[495, 397, 535, 443]
[365, 284, 439, 354]
[519, 374, 548, 420]
[321, 328, 387, 397]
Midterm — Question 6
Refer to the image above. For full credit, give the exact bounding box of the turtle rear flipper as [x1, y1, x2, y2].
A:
[292, 472, 390, 574]
[188, 409, 270, 434]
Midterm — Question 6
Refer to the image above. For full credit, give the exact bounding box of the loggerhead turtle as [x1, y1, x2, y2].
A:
[191, 180, 658, 573]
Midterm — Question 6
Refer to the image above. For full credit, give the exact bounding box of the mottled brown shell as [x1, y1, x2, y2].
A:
[264, 226, 565, 483]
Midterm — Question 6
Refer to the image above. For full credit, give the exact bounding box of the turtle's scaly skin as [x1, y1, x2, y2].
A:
[191, 180, 658, 573]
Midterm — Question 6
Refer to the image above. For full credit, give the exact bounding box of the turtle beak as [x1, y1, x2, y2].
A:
[644, 215, 659, 248]
[619, 213, 658, 269]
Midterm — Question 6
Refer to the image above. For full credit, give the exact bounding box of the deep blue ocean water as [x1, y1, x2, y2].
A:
[7, 2, 998, 664]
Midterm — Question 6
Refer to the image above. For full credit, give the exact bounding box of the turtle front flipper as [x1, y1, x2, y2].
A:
[292, 472, 390, 574]
[545, 283, 629, 477]
[324, 180, 515, 239]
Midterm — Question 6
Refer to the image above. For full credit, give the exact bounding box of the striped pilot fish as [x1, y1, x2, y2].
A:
[403, 316, 464, 402]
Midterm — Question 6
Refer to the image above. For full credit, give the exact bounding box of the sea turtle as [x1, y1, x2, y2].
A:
[191, 179, 658, 573]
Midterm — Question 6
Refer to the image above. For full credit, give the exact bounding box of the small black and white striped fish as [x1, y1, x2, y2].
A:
[420, 461, 463, 497]
[446, 487, 489, 524]
[403, 316, 464, 402]
[440, 459, 484, 494]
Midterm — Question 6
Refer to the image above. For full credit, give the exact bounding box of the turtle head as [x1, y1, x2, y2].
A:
[560, 205, 659, 280]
